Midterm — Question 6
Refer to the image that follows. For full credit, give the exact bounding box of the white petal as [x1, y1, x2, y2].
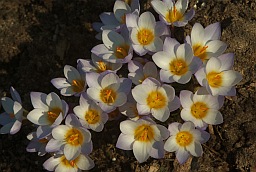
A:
[27, 109, 50, 125]
[191, 23, 204, 46]
[102, 30, 125, 48]
[132, 85, 153, 105]
[86, 72, 101, 89]
[164, 136, 179, 152]
[206, 57, 221, 73]
[221, 71, 243, 86]
[137, 104, 151, 115]
[168, 122, 181, 135]
[180, 90, 193, 108]
[133, 141, 152, 163]
[10, 87, 22, 103]
[204, 22, 221, 41]
[218, 53, 234, 71]
[168, 96, 181, 112]
[133, 44, 147, 56]
[52, 125, 70, 140]
[64, 65, 81, 83]
[30, 92, 48, 110]
[76, 154, 95, 170]
[46, 92, 62, 109]
[138, 12, 155, 30]
[160, 70, 174, 83]
[126, 13, 138, 29]
[113, 92, 127, 107]
[87, 87, 101, 102]
[101, 72, 119, 88]
[120, 119, 139, 135]
[203, 109, 223, 125]
[116, 133, 134, 150]
[186, 141, 203, 157]
[180, 121, 195, 131]
[150, 141, 165, 159]
[151, 0, 169, 18]
[144, 37, 163, 53]
[45, 139, 63, 152]
[152, 51, 170, 70]
[176, 147, 190, 164]
[175, 0, 188, 14]
[206, 40, 227, 57]
[151, 107, 169, 122]
[43, 156, 60, 171]
[177, 71, 192, 84]
[64, 144, 81, 160]
[163, 37, 180, 55]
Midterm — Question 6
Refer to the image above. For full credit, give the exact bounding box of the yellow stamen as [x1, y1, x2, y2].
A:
[169, 59, 188, 76]
[85, 109, 100, 124]
[191, 102, 208, 119]
[71, 79, 85, 93]
[65, 128, 84, 146]
[137, 28, 154, 45]
[193, 44, 209, 61]
[115, 44, 129, 59]
[134, 124, 154, 142]
[207, 71, 223, 88]
[96, 61, 108, 72]
[47, 107, 62, 124]
[147, 91, 167, 109]
[176, 131, 193, 147]
[100, 88, 116, 104]
[166, 6, 183, 23]
[61, 156, 78, 168]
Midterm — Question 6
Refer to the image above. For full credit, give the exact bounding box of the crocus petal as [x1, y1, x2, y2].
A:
[204, 22, 221, 41]
[133, 44, 147, 56]
[138, 12, 155, 30]
[101, 72, 119, 88]
[144, 37, 163, 53]
[43, 156, 60, 171]
[164, 135, 179, 152]
[118, 78, 132, 94]
[180, 90, 193, 108]
[206, 57, 221, 73]
[100, 12, 119, 25]
[132, 85, 153, 104]
[52, 125, 70, 140]
[126, 13, 138, 29]
[137, 104, 151, 115]
[30, 92, 48, 110]
[91, 44, 111, 57]
[218, 53, 234, 71]
[45, 139, 64, 152]
[76, 154, 95, 170]
[10, 87, 22, 103]
[151, 107, 170, 122]
[51, 78, 69, 90]
[116, 133, 134, 150]
[64, 144, 81, 160]
[194, 67, 206, 86]
[152, 51, 170, 70]
[10, 120, 22, 134]
[191, 23, 205, 45]
[150, 141, 165, 159]
[186, 141, 203, 157]
[221, 71, 242, 86]
[176, 147, 190, 164]
[160, 70, 174, 83]
[175, 0, 188, 14]
[64, 65, 81, 83]
[133, 141, 152, 163]
[206, 40, 227, 58]
[27, 109, 49, 125]
[151, 0, 169, 18]
[177, 71, 192, 84]
[203, 109, 223, 125]
[102, 30, 125, 48]
[180, 122, 195, 131]
[163, 37, 180, 55]
[169, 96, 181, 112]
[46, 92, 62, 109]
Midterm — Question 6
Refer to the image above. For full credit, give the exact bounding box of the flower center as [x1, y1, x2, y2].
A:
[47, 107, 62, 124]
[134, 124, 154, 142]
[191, 102, 209, 119]
[207, 71, 222, 88]
[169, 59, 188, 76]
[65, 128, 84, 146]
[96, 61, 109, 72]
[193, 44, 209, 61]
[147, 90, 167, 109]
[71, 79, 85, 93]
[115, 44, 129, 59]
[137, 28, 154, 45]
[124, 0, 132, 5]
[121, 14, 126, 24]
[100, 88, 117, 104]
[176, 131, 193, 147]
[39, 138, 48, 143]
[165, 6, 183, 23]
[85, 109, 100, 124]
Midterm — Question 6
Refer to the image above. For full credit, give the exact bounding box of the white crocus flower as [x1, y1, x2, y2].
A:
[86, 71, 131, 113]
[151, 0, 195, 27]
[195, 54, 243, 96]
[180, 89, 224, 128]
[128, 60, 159, 85]
[73, 93, 108, 132]
[116, 118, 169, 163]
[164, 122, 210, 164]
[0, 87, 23, 134]
[132, 77, 180, 122]
[46, 114, 93, 161]
[152, 37, 202, 84]
[186, 22, 227, 62]
[78, 54, 122, 73]
[27, 92, 68, 138]
[91, 29, 133, 63]
[126, 11, 167, 56]
[51, 65, 86, 97]
[43, 153, 94, 172]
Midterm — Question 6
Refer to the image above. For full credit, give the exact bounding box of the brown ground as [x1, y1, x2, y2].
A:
[0, 0, 255, 171]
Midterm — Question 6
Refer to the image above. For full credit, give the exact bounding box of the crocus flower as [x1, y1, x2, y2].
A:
[164, 122, 210, 164]
[51, 65, 87, 97]
[91, 29, 133, 63]
[86, 71, 131, 113]
[126, 11, 167, 55]
[27, 92, 68, 138]
[180, 89, 224, 128]
[186, 22, 227, 62]
[151, 0, 195, 27]
[26, 131, 51, 156]
[0, 87, 23, 134]
[78, 53, 122, 73]
[43, 153, 94, 172]
[73, 93, 108, 132]
[195, 54, 243, 96]
[132, 77, 180, 122]
[152, 37, 202, 84]
[46, 114, 93, 161]
[116, 118, 169, 163]
[128, 60, 159, 85]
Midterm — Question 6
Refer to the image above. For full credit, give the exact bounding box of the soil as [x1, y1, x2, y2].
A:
[0, 0, 255, 172]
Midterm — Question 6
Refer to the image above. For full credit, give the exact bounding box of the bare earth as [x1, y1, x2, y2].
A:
[0, 0, 255, 172]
